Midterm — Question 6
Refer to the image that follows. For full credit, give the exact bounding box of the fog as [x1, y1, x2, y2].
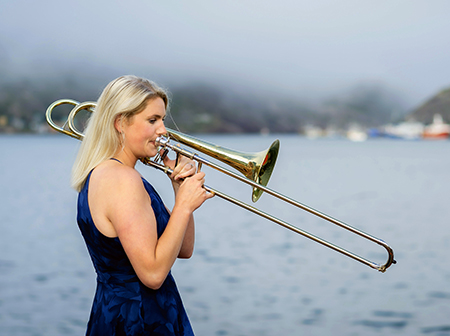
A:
[1, 0, 450, 107]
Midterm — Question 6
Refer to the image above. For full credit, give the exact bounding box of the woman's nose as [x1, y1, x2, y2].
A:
[157, 122, 167, 136]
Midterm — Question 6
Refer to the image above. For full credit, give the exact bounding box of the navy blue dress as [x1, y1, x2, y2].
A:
[77, 172, 194, 336]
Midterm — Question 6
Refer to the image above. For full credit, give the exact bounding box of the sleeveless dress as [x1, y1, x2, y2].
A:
[77, 171, 194, 336]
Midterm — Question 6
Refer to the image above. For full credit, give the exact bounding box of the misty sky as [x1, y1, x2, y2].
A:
[1, 0, 450, 107]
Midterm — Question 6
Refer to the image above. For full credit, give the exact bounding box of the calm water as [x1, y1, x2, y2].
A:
[0, 134, 449, 336]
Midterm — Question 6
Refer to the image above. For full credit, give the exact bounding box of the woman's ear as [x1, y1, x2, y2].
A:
[114, 115, 123, 133]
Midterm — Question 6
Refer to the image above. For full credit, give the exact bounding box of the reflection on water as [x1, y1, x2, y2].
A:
[0, 134, 449, 336]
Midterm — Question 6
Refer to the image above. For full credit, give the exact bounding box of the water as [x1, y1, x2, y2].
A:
[0, 134, 449, 336]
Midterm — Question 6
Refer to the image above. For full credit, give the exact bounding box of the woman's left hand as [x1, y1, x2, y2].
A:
[162, 151, 197, 188]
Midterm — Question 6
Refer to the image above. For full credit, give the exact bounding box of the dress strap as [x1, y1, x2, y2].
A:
[110, 158, 123, 164]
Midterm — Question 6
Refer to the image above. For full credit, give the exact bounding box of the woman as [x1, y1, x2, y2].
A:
[72, 75, 213, 335]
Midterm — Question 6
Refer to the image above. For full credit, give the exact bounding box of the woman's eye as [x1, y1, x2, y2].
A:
[149, 119, 156, 124]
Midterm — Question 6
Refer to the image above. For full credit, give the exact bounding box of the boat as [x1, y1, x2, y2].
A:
[383, 121, 424, 140]
[422, 114, 450, 139]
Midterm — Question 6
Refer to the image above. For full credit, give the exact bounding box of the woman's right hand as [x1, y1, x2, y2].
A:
[174, 171, 214, 213]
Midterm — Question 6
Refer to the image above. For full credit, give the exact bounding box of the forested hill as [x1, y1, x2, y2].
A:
[167, 82, 409, 133]
[408, 88, 450, 124]
[0, 75, 436, 134]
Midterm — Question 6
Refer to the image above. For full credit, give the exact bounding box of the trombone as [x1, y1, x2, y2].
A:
[46, 99, 396, 272]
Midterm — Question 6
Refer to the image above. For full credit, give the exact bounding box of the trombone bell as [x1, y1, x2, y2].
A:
[167, 129, 280, 202]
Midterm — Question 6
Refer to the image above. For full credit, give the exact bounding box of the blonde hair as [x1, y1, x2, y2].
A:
[71, 75, 169, 192]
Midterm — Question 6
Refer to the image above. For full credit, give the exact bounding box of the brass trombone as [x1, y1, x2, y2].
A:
[46, 99, 396, 272]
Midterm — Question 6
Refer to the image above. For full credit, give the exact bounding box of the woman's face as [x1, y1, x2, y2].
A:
[121, 97, 167, 159]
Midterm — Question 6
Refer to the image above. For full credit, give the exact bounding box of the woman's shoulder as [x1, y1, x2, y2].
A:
[90, 160, 144, 193]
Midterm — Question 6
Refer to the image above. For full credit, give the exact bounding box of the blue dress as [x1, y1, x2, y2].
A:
[77, 172, 194, 336]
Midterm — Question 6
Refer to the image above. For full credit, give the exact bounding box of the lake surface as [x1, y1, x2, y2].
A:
[0, 134, 449, 336]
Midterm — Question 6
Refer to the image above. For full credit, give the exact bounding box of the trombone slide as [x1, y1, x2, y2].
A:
[147, 138, 396, 273]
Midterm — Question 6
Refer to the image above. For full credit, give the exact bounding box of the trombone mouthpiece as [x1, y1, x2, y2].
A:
[156, 135, 169, 147]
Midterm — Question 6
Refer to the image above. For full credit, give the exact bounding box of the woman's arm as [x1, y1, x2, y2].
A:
[164, 155, 202, 259]
[177, 213, 195, 259]
[90, 162, 211, 290]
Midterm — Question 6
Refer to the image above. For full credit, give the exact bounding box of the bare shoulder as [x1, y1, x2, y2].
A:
[90, 160, 144, 194]
[88, 160, 151, 238]
[89, 160, 150, 215]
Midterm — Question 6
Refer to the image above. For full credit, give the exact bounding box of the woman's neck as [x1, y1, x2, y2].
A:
[113, 149, 138, 168]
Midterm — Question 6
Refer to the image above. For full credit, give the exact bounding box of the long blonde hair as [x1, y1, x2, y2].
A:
[71, 75, 169, 192]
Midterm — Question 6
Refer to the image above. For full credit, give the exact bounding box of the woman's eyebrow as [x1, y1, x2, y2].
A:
[149, 113, 166, 119]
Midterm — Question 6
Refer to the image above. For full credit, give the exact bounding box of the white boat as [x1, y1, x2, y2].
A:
[383, 121, 424, 140]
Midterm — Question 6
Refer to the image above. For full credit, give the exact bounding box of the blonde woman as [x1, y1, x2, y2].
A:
[73, 75, 213, 335]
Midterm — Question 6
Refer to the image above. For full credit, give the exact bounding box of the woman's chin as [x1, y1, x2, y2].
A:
[144, 150, 158, 158]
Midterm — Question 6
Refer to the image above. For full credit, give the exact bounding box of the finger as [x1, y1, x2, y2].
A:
[204, 188, 215, 199]
[171, 156, 188, 180]
[162, 151, 176, 170]
[176, 162, 198, 180]
[194, 171, 205, 179]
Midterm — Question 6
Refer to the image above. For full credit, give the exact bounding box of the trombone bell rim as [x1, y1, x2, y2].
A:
[251, 139, 280, 202]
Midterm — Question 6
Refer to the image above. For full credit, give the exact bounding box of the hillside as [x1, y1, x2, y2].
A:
[408, 87, 450, 123]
